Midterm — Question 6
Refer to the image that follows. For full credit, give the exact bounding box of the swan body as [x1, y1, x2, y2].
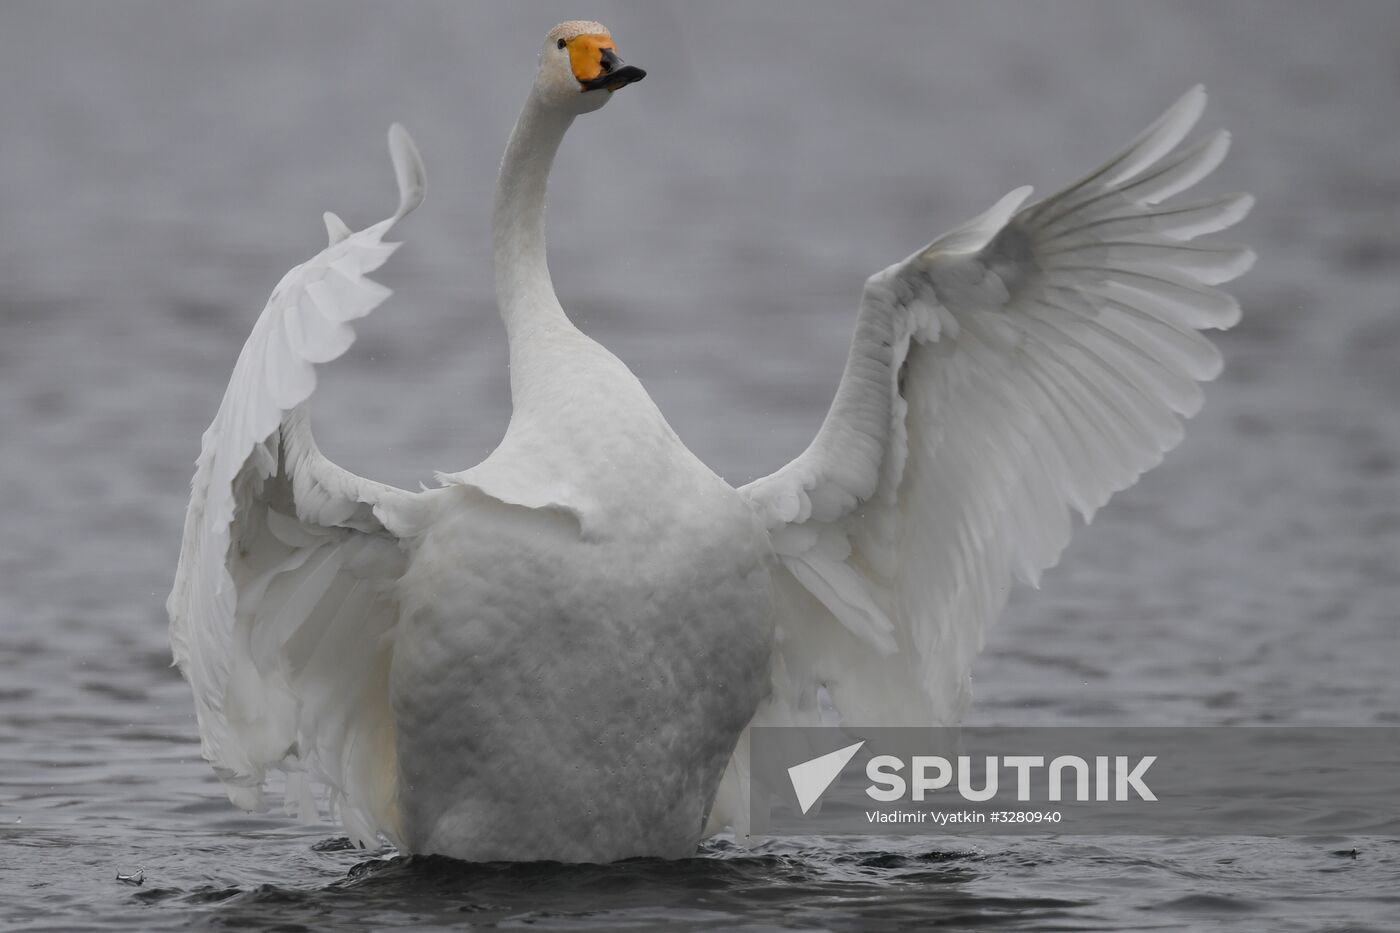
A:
[169, 21, 1253, 861]
[393, 467, 771, 861]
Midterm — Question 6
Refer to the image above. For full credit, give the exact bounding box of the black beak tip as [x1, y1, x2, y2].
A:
[583, 57, 647, 92]
[611, 64, 646, 88]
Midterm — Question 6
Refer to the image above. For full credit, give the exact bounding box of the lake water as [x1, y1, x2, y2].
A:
[1, 2, 1397, 930]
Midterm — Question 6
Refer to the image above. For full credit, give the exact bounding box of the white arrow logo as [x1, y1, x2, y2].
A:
[787, 741, 866, 814]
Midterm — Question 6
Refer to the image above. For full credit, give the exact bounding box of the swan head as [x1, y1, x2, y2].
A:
[535, 21, 645, 114]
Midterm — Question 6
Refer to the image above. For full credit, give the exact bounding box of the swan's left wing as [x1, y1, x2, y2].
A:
[168, 126, 427, 845]
[712, 88, 1253, 832]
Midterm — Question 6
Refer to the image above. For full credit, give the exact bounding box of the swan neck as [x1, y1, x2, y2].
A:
[493, 90, 573, 338]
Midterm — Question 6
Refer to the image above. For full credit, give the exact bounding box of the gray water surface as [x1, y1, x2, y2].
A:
[1, 2, 1397, 930]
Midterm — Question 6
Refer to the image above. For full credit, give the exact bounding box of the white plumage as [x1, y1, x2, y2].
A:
[709, 86, 1253, 832]
[168, 127, 426, 845]
[168, 21, 1251, 861]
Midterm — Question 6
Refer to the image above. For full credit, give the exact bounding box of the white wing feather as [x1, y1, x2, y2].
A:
[168, 125, 427, 846]
[715, 88, 1253, 832]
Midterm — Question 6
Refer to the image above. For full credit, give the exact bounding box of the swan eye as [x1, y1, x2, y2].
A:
[557, 38, 566, 50]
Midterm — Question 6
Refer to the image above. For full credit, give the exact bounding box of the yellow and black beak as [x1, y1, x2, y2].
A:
[567, 36, 646, 92]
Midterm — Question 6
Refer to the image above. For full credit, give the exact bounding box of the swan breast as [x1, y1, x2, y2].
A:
[389, 477, 774, 861]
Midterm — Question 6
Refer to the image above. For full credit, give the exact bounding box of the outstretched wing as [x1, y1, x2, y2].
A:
[168, 126, 428, 846]
[715, 88, 1252, 831]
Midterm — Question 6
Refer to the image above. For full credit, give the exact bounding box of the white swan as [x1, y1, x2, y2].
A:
[169, 20, 1252, 862]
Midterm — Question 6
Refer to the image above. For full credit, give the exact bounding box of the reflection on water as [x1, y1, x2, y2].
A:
[1, 1, 1398, 930]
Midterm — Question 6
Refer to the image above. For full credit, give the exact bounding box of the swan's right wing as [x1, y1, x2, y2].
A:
[168, 126, 428, 846]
